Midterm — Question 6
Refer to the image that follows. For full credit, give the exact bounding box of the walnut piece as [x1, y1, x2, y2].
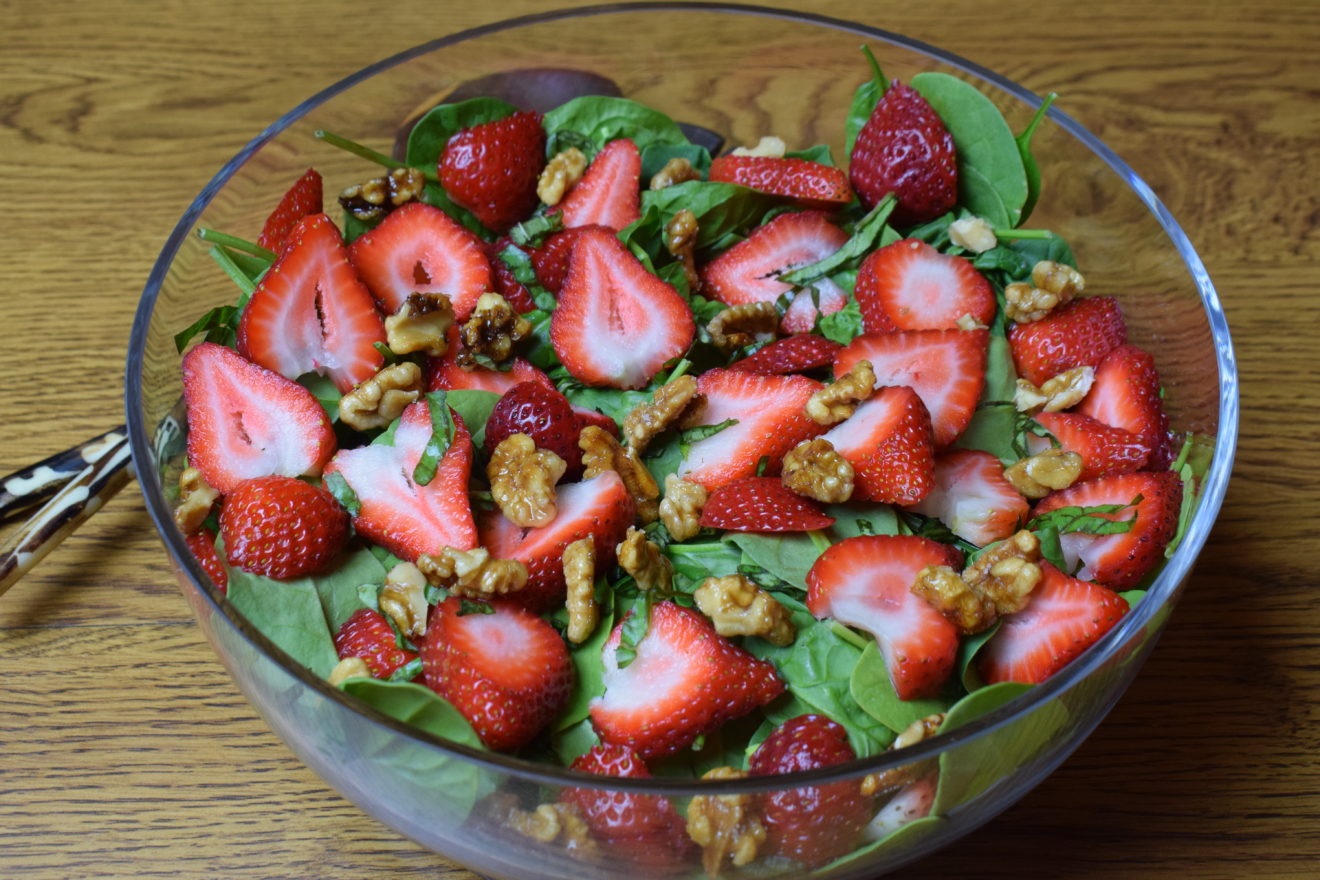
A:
[861, 713, 946, 795]
[686, 767, 767, 876]
[1004, 448, 1084, 499]
[385, 292, 455, 358]
[327, 656, 371, 687]
[416, 546, 528, 598]
[730, 135, 787, 158]
[339, 167, 426, 222]
[456, 292, 532, 370]
[911, 564, 999, 634]
[379, 561, 429, 639]
[806, 359, 876, 425]
[693, 574, 795, 646]
[665, 208, 701, 293]
[338, 361, 424, 431]
[962, 529, 1043, 616]
[580, 425, 660, 523]
[563, 538, 599, 644]
[650, 156, 701, 190]
[948, 216, 997, 253]
[488, 433, 567, 527]
[1004, 260, 1086, 324]
[659, 474, 708, 542]
[484, 795, 598, 859]
[173, 466, 219, 535]
[537, 146, 588, 206]
[622, 374, 703, 454]
[1015, 366, 1096, 415]
[781, 437, 854, 504]
[616, 526, 673, 592]
[707, 302, 778, 351]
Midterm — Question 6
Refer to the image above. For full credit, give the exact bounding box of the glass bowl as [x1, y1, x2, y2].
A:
[125, 4, 1238, 878]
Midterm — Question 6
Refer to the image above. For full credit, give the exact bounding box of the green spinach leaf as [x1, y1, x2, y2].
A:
[227, 568, 340, 678]
[542, 96, 691, 152]
[850, 641, 952, 733]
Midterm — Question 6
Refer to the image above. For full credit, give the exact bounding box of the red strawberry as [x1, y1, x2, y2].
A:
[849, 79, 957, 226]
[483, 238, 538, 313]
[820, 385, 936, 505]
[699, 476, 836, 532]
[528, 226, 595, 293]
[1007, 295, 1127, 386]
[479, 471, 635, 613]
[483, 381, 585, 475]
[676, 368, 824, 490]
[550, 225, 694, 389]
[572, 405, 620, 437]
[182, 342, 336, 494]
[185, 528, 228, 593]
[834, 329, 988, 448]
[420, 597, 573, 751]
[728, 333, 843, 375]
[556, 138, 641, 231]
[807, 535, 962, 700]
[855, 238, 995, 332]
[256, 168, 322, 254]
[1074, 343, 1170, 458]
[1031, 412, 1150, 480]
[978, 561, 1130, 685]
[701, 210, 849, 333]
[237, 213, 385, 393]
[426, 326, 554, 395]
[749, 714, 872, 866]
[219, 475, 349, 579]
[438, 110, 547, 233]
[1032, 470, 1183, 590]
[333, 607, 418, 679]
[708, 155, 854, 210]
[908, 448, 1028, 547]
[590, 601, 784, 758]
[323, 399, 477, 561]
[348, 201, 493, 319]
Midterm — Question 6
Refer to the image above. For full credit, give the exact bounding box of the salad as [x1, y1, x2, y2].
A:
[170, 49, 1211, 875]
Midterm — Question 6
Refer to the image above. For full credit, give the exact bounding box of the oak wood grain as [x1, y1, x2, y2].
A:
[2, 1, 1316, 878]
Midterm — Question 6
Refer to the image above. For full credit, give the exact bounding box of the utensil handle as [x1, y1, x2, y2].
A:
[0, 426, 129, 523]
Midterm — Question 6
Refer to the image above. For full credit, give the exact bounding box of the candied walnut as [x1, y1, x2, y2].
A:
[416, 546, 528, 598]
[385, 292, 455, 358]
[650, 156, 701, 190]
[730, 135, 787, 158]
[1015, 366, 1095, 415]
[537, 146, 588, 206]
[622, 374, 703, 454]
[693, 574, 795, 646]
[956, 312, 989, 331]
[707, 302, 778, 351]
[1004, 260, 1086, 324]
[616, 527, 673, 593]
[781, 437, 854, 504]
[861, 713, 946, 795]
[379, 561, 429, 639]
[580, 425, 661, 523]
[173, 466, 219, 535]
[1004, 448, 1084, 499]
[338, 167, 427, 222]
[665, 208, 701, 293]
[948, 216, 997, 253]
[338, 361, 424, 431]
[563, 538, 599, 644]
[488, 433, 567, 528]
[963, 529, 1043, 616]
[659, 473, 708, 542]
[686, 767, 766, 876]
[484, 795, 599, 859]
[806, 359, 876, 425]
[327, 656, 370, 687]
[912, 564, 998, 635]
[455, 292, 533, 370]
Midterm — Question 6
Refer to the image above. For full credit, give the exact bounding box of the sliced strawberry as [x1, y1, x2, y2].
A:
[821, 385, 936, 505]
[869, 774, 937, 837]
[708, 155, 854, 210]
[834, 329, 988, 448]
[699, 476, 835, 532]
[701, 210, 849, 333]
[556, 138, 641, 231]
[675, 368, 824, 490]
[855, 238, 995, 332]
[184, 528, 228, 593]
[1074, 343, 1170, 457]
[483, 381, 585, 475]
[348, 201, 493, 319]
[220, 475, 350, 579]
[420, 597, 573, 751]
[550, 225, 694, 389]
[728, 333, 843, 375]
[438, 110, 546, 234]
[256, 168, 322, 254]
[237, 213, 385, 393]
[590, 601, 784, 758]
[182, 342, 336, 494]
[334, 607, 418, 680]
[528, 225, 594, 294]
[849, 79, 958, 226]
[908, 449, 1028, 547]
[1032, 471, 1183, 590]
[323, 399, 477, 561]
[1007, 296, 1127, 386]
[1031, 411, 1150, 480]
[978, 561, 1130, 685]
[425, 325, 554, 395]
[807, 535, 962, 700]
[483, 238, 538, 313]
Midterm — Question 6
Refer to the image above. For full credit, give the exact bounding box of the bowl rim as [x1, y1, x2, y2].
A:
[125, 0, 1239, 795]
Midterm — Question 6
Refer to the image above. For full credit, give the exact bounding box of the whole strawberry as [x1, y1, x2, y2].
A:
[850, 79, 957, 226]
[439, 110, 546, 233]
[483, 381, 585, 475]
[219, 475, 349, 579]
[334, 607, 418, 679]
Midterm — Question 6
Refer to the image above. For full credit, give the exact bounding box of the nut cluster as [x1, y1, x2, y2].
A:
[693, 574, 795, 646]
[659, 474, 708, 542]
[781, 437, 854, 504]
[416, 546, 528, 598]
[1004, 448, 1084, 499]
[488, 433, 567, 528]
[537, 147, 588, 206]
[580, 425, 660, 523]
[911, 530, 1043, 633]
[1014, 365, 1095, 414]
[338, 361, 424, 431]
[806, 359, 875, 425]
[338, 167, 426, 222]
[706, 302, 778, 351]
[384, 292, 455, 358]
[562, 537, 599, 644]
[1004, 260, 1086, 324]
[616, 527, 673, 593]
[686, 766, 767, 876]
[455, 292, 532, 370]
[622, 374, 703, 454]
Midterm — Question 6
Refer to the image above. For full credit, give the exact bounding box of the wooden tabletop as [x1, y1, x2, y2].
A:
[1, 1, 1314, 877]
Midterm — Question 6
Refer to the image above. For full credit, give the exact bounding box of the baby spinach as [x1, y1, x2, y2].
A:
[227, 568, 341, 678]
[444, 388, 500, 450]
[174, 303, 241, 352]
[951, 320, 1018, 463]
[631, 180, 784, 255]
[340, 678, 484, 748]
[1015, 93, 1058, 224]
[843, 45, 888, 157]
[542, 96, 691, 152]
[552, 717, 601, 766]
[640, 141, 712, 181]
[312, 544, 391, 633]
[551, 583, 615, 732]
[780, 194, 896, 287]
[850, 641, 953, 733]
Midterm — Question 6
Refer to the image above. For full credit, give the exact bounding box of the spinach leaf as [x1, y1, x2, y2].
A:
[844, 46, 888, 157]
[340, 678, 483, 748]
[956, 622, 1000, 692]
[174, 304, 241, 352]
[823, 815, 945, 874]
[542, 96, 691, 152]
[780, 194, 896, 286]
[850, 641, 953, 733]
[816, 291, 864, 345]
[297, 371, 342, 424]
[227, 568, 340, 678]
[444, 388, 501, 450]
[552, 718, 601, 766]
[312, 544, 390, 633]
[665, 539, 744, 592]
[1028, 498, 1140, 536]
[950, 319, 1018, 463]
[1015, 92, 1058, 225]
[640, 141, 712, 181]
[634, 180, 786, 254]
[551, 582, 615, 732]
[784, 143, 837, 166]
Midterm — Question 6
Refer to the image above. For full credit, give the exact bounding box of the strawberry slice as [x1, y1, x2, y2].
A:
[1074, 343, 1170, 457]
[185, 528, 228, 593]
[236, 213, 385, 393]
[699, 476, 836, 532]
[854, 238, 995, 332]
[807, 535, 962, 700]
[420, 597, 573, 751]
[483, 238, 538, 314]
[676, 368, 824, 490]
[1007, 295, 1127, 386]
[556, 138, 641, 231]
[323, 399, 477, 561]
[850, 79, 958, 226]
[834, 329, 988, 448]
[869, 774, 937, 837]
[181, 342, 336, 493]
[550, 225, 694, 389]
[425, 326, 554, 395]
[701, 210, 850, 333]
[728, 333, 842, 375]
[334, 607, 418, 680]
[821, 385, 936, 505]
[708, 155, 854, 210]
[908, 448, 1028, 546]
[589, 601, 784, 758]
[1031, 411, 1151, 480]
[348, 201, 493, 319]
[483, 381, 585, 476]
[1032, 470, 1183, 590]
[977, 561, 1130, 685]
[528, 226, 592, 293]
[256, 168, 322, 254]
[438, 110, 546, 234]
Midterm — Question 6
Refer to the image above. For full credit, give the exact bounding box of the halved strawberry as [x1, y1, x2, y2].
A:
[528, 225, 595, 294]
[675, 368, 824, 490]
[701, 210, 849, 333]
[348, 201, 493, 319]
[256, 168, 322, 254]
[550, 225, 694, 389]
[820, 385, 936, 505]
[420, 597, 573, 751]
[237, 213, 385, 393]
[849, 79, 958, 226]
[855, 238, 995, 332]
[184, 528, 228, 593]
[806, 535, 962, 700]
[708, 155, 854, 210]
[699, 476, 836, 532]
[438, 110, 546, 234]
[323, 399, 477, 561]
[556, 138, 641, 231]
[1030, 411, 1150, 480]
[908, 448, 1028, 546]
[425, 326, 554, 395]
[834, 329, 988, 448]
[1074, 343, 1170, 457]
[334, 607, 418, 680]
[728, 333, 843, 375]
[182, 342, 336, 493]
[977, 561, 1130, 685]
[1032, 470, 1183, 590]
[589, 601, 784, 758]
[483, 238, 538, 313]
[483, 381, 584, 475]
[1007, 296, 1127, 386]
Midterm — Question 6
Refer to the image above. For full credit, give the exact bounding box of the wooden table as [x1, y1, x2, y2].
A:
[1, 1, 1314, 877]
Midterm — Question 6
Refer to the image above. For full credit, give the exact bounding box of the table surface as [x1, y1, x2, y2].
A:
[2, 1, 1315, 878]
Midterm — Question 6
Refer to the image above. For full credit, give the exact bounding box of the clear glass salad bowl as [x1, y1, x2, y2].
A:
[125, 4, 1237, 878]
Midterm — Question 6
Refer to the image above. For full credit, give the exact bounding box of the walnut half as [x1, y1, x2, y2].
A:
[580, 425, 660, 523]
[563, 537, 599, 644]
[806, 359, 875, 425]
[338, 361, 424, 431]
[456, 292, 532, 370]
[659, 474, 708, 542]
[693, 574, 795, 646]
[488, 433, 567, 527]
[417, 546, 528, 598]
[385, 292, 455, 358]
[686, 767, 767, 877]
[781, 437, 854, 504]
[1004, 448, 1083, 499]
[622, 373, 703, 454]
